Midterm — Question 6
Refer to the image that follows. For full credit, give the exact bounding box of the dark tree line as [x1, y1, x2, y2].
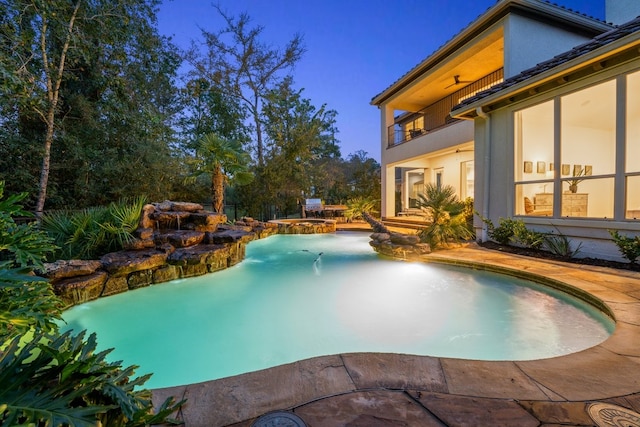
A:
[0, 0, 379, 220]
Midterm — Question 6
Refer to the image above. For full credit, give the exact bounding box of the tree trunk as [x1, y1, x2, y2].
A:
[362, 211, 390, 234]
[36, 113, 56, 217]
[212, 164, 225, 214]
[253, 95, 264, 167]
[34, 1, 81, 217]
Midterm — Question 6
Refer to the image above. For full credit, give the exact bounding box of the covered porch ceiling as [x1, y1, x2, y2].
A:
[387, 142, 475, 170]
[386, 27, 504, 113]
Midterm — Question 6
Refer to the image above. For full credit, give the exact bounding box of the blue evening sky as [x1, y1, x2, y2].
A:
[157, 1, 605, 162]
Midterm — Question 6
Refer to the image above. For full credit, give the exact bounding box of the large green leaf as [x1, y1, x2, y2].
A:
[0, 330, 184, 427]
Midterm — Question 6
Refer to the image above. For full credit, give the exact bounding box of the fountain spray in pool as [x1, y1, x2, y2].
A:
[313, 252, 323, 275]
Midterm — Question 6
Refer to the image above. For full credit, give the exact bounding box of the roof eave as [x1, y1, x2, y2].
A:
[370, 0, 612, 107]
[451, 33, 640, 119]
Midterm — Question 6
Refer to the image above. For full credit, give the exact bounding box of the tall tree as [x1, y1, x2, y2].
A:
[3, 0, 83, 216]
[258, 77, 340, 217]
[185, 5, 305, 166]
[346, 150, 381, 200]
[1, 0, 181, 210]
[178, 77, 249, 151]
[186, 133, 253, 214]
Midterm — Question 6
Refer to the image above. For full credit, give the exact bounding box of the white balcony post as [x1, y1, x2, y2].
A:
[380, 104, 395, 218]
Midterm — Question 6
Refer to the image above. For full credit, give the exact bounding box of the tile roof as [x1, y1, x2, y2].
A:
[452, 15, 640, 112]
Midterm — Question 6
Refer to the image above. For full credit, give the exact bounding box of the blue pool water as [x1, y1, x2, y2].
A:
[60, 232, 614, 389]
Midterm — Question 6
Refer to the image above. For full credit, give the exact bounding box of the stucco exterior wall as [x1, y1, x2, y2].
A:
[503, 14, 596, 78]
[472, 112, 512, 239]
[606, 0, 640, 25]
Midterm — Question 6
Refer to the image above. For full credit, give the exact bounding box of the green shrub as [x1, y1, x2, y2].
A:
[480, 216, 517, 245]
[344, 196, 378, 222]
[42, 196, 146, 260]
[512, 220, 546, 249]
[609, 230, 640, 264]
[479, 215, 546, 250]
[0, 330, 183, 427]
[0, 186, 56, 268]
[461, 197, 475, 238]
[417, 184, 473, 248]
[1, 186, 182, 425]
[543, 229, 582, 258]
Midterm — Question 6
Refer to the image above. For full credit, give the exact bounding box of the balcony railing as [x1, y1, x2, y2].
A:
[387, 68, 504, 147]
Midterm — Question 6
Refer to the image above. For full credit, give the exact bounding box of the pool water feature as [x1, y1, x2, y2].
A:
[60, 232, 614, 389]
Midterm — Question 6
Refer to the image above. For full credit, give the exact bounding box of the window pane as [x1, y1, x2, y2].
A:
[626, 175, 640, 220]
[561, 80, 616, 176]
[560, 177, 613, 218]
[460, 161, 474, 200]
[627, 71, 640, 173]
[515, 183, 553, 216]
[514, 101, 554, 182]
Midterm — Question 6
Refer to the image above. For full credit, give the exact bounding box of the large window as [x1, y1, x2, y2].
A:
[460, 161, 474, 200]
[514, 101, 554, 216]
[560, 80, 616, 218]
[626, 71, 640, 218]
[514, 74, 634, 220]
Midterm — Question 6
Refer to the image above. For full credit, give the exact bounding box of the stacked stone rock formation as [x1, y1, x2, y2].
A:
[362, 211, 431, 259]
[270, 219, 337, 234]
[41, 203, 430, 308]
[40, 202, 277, 308]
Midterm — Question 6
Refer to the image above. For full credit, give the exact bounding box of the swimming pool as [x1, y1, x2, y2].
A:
[60, 232, 614, 389]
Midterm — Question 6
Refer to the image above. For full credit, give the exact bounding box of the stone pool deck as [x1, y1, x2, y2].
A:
[152, 243, 640, 426]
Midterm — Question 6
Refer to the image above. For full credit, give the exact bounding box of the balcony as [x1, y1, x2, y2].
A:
[387, 69, 503, 148]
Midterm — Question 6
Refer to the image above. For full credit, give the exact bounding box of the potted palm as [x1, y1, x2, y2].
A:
[566, 167, 586, 193]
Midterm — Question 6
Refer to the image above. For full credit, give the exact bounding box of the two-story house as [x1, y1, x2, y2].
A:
[371, 0, 612, 220]
[373, 0, 640, 260]
[451, 5, 640, 260]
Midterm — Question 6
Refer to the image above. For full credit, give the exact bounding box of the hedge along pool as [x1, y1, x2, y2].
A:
[60, 232, 614, 389]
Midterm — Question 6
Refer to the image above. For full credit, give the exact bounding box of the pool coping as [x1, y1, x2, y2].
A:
[151, 243, 640, 426]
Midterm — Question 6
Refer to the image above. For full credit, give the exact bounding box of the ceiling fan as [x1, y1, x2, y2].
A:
[445, 75, 473, 89]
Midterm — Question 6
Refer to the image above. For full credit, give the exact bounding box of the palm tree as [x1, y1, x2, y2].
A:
[187, 133, 253, 214]
[417, 183, 473, 248]
[343, 196, 378, 222]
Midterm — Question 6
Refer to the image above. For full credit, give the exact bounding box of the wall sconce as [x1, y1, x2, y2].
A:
[549, 163, 554, 171]
[537, 161, 546, 173]
[523, 161, 533, 173]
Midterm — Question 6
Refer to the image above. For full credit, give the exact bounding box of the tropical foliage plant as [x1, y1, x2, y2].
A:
[41, 196, 146, 260]
[480, 216, 518, 245]
[185, 133, 253, 214]
[480, 214, 584, 258]
[461, 197, 475, 237]
[480, 215, 546, 249]
[343, 197, 379, 222]
[0, 187, 56, 268]
[543, 227, 582, 258]
[0, 184, 183, 426]
[0, 330, 182, 427]
[511, 220, 546, 250]
[609, 230, 640, 264]
[417, 184, 473, 248]
[0, 182, 60, 338]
